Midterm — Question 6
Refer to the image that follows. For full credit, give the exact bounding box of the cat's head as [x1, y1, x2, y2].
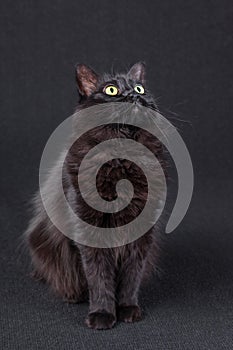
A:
[75, 62, 157, 110]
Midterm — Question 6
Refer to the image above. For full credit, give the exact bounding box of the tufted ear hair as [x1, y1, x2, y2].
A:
[128, 62, 146, 83]
[75, 64, 99, 96]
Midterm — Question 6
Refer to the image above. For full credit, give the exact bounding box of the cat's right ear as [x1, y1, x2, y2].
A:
[75, 64, 99, 96]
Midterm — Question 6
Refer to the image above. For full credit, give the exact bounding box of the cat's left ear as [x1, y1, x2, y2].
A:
[128, 62, 146, 84]
[76, 64, 99, 96]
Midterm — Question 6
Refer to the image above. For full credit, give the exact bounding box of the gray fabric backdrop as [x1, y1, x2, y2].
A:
[0, 0, 232, 349]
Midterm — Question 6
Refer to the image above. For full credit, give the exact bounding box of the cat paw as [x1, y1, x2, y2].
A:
[85, 310, 116, 330]
[117, 305, 142, 323]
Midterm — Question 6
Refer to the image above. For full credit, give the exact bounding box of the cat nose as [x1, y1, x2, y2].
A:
[126, 93, 140, 102]
[132, 94, 139, 101]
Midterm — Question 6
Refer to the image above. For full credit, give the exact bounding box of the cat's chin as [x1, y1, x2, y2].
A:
[130, 102, 142, 113]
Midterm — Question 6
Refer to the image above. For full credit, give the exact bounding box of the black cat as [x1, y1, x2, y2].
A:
[26, 62, 166, 330]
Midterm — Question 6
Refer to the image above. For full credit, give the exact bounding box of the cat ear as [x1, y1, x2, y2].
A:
[128, 62, 146, 83]
[76, 64, 99, 96]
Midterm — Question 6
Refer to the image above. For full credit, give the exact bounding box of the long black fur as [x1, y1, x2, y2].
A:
[26, 62, 167, 330]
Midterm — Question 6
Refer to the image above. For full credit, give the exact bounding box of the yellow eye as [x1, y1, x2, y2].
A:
[104, 85, 119, 96]
[134, 84, 145, 94]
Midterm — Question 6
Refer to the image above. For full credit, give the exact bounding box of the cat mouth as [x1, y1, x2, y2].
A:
[132, 102, 140, 112]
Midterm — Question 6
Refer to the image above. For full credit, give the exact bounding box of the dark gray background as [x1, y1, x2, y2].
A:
[0, 1, 233, 349]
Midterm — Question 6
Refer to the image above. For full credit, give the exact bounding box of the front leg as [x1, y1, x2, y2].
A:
[79, 246, 116, 330]
[116, 243, 147, 323]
